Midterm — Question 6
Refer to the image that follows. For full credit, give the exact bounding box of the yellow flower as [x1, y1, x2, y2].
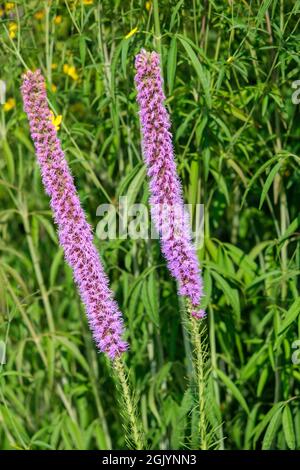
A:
[51, 84, 57, 93]
[50, 111, 62, 131]
[51, 63, 58, 70]
[5, 3, 15, 12]
[63, 64, 79, 81]
[125, 27, 138, 40]
[227, 56, 234, 64]
[145, 1, 152, 11]
[0, 8, 5, 17]
[83, 0, 94, 4]
[34, 11, 45, 20]
[8, 22, 17, 39]
[54, 15, 62, 24]
[3, 97, 16, 112]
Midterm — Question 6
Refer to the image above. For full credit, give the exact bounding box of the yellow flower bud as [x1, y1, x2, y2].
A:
[3, 97, 16, 112]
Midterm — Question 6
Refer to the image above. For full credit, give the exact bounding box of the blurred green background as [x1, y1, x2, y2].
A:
[1, 0, 300, 450]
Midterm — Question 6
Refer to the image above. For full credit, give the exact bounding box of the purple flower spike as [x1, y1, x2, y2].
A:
[135, 50, 204, 318]
[21, 70, 127, 359]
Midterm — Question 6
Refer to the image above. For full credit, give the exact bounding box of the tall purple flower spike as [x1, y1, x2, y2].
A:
[21, 70, 127, 359]
[135, 50, 205, 319]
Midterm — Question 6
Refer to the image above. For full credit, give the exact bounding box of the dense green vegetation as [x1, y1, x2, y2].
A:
[1, 0, 300, 450]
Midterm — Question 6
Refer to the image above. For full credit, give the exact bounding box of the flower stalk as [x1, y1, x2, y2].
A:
[135, 50, 209, 448]
[114, 356, 144, 450]
[187, 300, 208, 450]
[21, 70, 144, 449]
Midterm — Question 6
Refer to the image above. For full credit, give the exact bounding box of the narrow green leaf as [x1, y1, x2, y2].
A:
[253, 402, 284, 444]
[55, 336, 89, 372]
[216, 368, 249, 414]
[278, 298, 300, 336]
[211, 270, 240, 320]
[256, 0, 273, 26]
[167, 37, 177, 94]
[121, 39, 129, 77]
[1, 139, 15, 182]
[282, 405, 296, 450]
[257, 368, 268, 397]
[262, 407, 282, 450]
[278, 215, 300, 244]
[259, 161, 282, 209]
[178, 36, 211, 108]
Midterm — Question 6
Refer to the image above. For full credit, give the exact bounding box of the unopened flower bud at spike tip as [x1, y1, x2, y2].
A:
[134, 49, 205, 318]
[21, 69, 128, 359]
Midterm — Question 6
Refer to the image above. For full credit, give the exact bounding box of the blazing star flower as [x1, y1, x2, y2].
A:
[21, 69, 128, 359]
[135, 49, 205, 319]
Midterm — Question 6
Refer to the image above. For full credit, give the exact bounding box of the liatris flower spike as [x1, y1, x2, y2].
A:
[135, 49, 205, 319]
[21, 70, 127, 359]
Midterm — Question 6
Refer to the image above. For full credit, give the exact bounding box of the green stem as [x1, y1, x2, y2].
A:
[21, 203, 55, 334]
[187, 301, 208, 450]
[208, 305, 224, 449]
[114, 355, 144, 450]
[153, 0, 163, 64]
[45, 3, 51, 84]
[82, 331, 112, 449]
[2, 270, 47, 367]
[179, 294, 194, 378]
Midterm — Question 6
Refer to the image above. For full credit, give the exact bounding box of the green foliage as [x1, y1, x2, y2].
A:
[1, 0, 300, 450]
